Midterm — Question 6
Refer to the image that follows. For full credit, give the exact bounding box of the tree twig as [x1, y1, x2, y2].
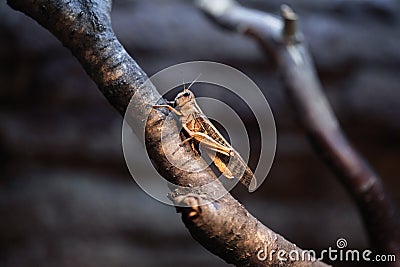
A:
[197, 0, 399, 262]
[7, 0, 330, 266]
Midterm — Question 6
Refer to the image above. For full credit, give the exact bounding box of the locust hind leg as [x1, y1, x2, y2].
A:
[207, 151, 234, 179]
[182, 125, 233, 156]
[206, 146, 231, 156]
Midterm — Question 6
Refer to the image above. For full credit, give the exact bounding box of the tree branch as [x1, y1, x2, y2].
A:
[7, 0, 330, 266]
[197, 0, 399, 262]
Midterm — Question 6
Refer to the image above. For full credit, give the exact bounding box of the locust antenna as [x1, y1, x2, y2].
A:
[186, 73, 202, 91]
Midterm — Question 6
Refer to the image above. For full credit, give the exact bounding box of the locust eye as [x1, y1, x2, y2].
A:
[182, 92, 191, 97]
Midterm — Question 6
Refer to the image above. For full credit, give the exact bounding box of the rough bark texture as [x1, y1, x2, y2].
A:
[197, 0, 399, 264]
[7, 0, 330, 266]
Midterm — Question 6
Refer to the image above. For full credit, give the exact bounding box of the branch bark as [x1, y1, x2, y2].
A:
[197, 0, 399, 263]
[7, 0, 330, 266]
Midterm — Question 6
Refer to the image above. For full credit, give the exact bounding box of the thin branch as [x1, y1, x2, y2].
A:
[7, 0, 330, 266]
[197, 0, 400, 262]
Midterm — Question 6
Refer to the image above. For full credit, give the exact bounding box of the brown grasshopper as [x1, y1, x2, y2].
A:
[153, 83, 257, 192]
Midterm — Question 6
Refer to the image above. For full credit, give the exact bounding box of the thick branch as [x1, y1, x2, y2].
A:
[7, 0, 329, 266]
[197, 0, 400, 262]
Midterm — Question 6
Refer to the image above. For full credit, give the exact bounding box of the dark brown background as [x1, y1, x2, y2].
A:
[1, 0, 399, 266]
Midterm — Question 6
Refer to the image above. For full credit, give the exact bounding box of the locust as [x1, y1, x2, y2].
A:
[153, 83, 257, 192]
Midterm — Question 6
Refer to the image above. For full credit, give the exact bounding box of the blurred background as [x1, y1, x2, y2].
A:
[1, 0, 399, 266]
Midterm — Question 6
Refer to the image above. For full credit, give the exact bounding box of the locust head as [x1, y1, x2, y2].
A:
[172, 75, 201, 114]
[174, 89, 195, 108]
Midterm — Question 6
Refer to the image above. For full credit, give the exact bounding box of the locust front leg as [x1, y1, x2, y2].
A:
[179, 136, 201, 156]
[181, 125, 235, 179]
[153, 104, 183, 116]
